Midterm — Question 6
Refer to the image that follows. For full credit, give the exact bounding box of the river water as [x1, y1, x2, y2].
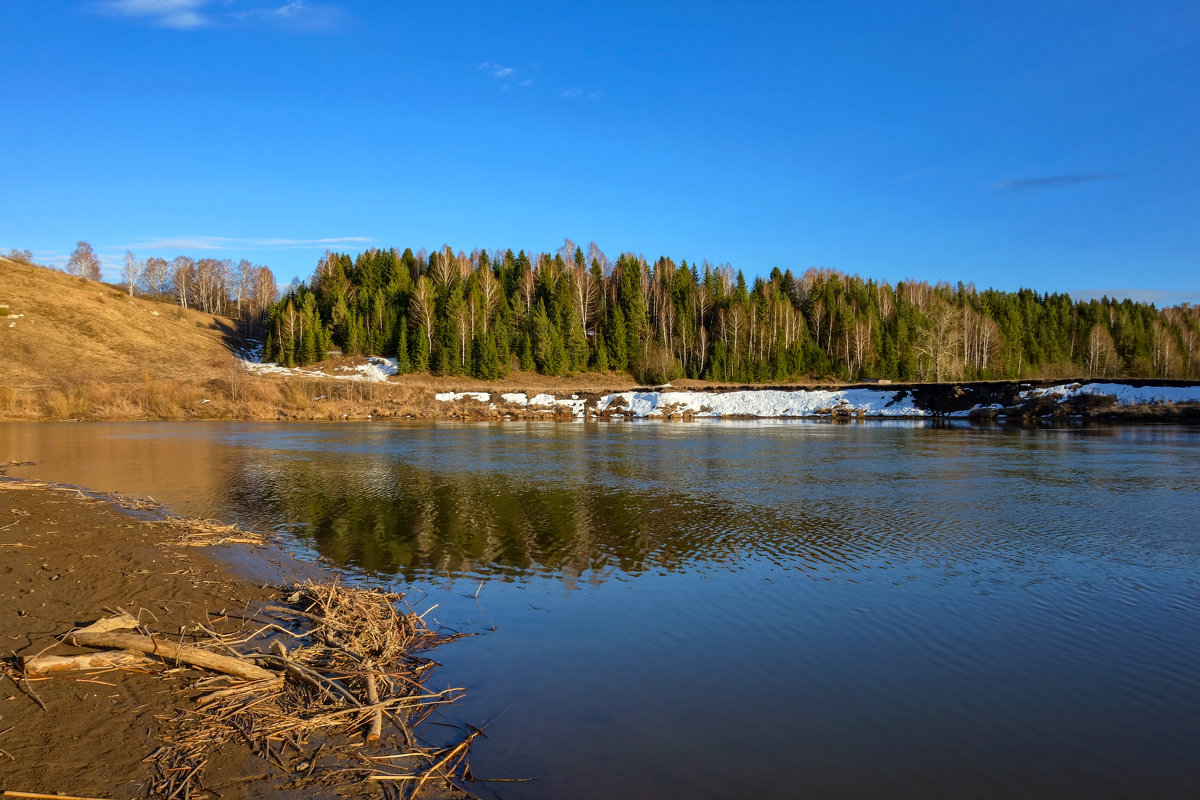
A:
[3, 421, 1199, 799]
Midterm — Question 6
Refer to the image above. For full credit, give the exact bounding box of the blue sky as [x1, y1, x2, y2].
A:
[2, 1, 1197, 304]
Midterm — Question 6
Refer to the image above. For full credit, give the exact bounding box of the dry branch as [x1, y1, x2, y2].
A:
[65, 631, 275, 682]
[73, 611, 140, 635]
[29, 581, 479, 798]
[23, 650, 157, 676]
[365, 673, 382, 742]
[3, 792, 115, 800]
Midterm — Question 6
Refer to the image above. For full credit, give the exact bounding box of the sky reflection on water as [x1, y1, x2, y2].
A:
[3, 420, 1199, 798]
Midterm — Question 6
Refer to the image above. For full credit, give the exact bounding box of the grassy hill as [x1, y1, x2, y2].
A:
[0, 258, 240, 388]
[0, 258, 261, 419]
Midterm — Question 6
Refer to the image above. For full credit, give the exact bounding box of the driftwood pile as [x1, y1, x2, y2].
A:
[16, 581, 480, 799]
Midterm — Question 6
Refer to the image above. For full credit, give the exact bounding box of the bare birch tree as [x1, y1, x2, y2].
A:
[141, 256, 170, 296]
[67, 241, 102, 281]
[173, 256, 195, 309]
[123, 250, 139, 296]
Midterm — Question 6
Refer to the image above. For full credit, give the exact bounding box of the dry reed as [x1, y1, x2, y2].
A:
[141, 580, 476, 799]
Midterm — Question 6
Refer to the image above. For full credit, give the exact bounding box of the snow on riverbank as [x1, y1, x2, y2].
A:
[242, 356, 399, 382]
[432, 382, 1200, 419]
[595, 388, 921, 418]
[435, 391, 489, 403]
[437, 391, 588, 415]
[1019, 382, 1200, 405]
[434, 387, 925, 417]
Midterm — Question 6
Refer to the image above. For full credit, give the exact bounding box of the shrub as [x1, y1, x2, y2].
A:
[632, 344, 682, 385]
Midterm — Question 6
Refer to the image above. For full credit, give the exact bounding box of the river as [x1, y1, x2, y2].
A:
[2, 420, 1198, 799]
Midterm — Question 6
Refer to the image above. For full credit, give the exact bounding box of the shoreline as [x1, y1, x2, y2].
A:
[2, 375, 1199, 424]
[0, 477, 469, 799]
[0, 478, 282, 797]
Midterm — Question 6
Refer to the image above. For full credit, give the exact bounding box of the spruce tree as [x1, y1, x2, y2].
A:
[520, 333, 535, 372]
[300, 321, 317, 365]
[413, 325, 430, 371]
[608, 306, 628, 371]
[532, 301, 552, 371]
[395, 324, 410, 373]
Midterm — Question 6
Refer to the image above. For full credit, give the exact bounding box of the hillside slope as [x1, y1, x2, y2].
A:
[0, 258, 240, 387]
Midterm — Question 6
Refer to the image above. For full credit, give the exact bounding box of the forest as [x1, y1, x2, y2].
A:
[259, 241, 1199, 383]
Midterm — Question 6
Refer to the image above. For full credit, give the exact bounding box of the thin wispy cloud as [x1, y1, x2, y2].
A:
[477, 62, 541, 92]
[122, 235, 374, 251]
[93, 0, 208, 29]
[996, 174, 1124, 192]
[561, 88, 601, 101]
[902, 168, 933, 182]
[478, 62, 517, 80]
[232, 2, 353, 33]
[89, 0, 352, 32]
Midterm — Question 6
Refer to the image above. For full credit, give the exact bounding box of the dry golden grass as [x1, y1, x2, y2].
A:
[0, 258, 238, 388]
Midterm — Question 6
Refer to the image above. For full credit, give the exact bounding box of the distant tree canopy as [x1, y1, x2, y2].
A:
[249, 241, 1197, 381]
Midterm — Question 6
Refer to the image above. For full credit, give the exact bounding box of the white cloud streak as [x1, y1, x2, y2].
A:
[478, 62, 519, 81]
[996, 174, 1123, 192]
[94, 0, 209, 29]
[120, 235, 374, 251]
[90, 0, 351, 32]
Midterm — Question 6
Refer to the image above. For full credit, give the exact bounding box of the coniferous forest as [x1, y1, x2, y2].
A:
[262, 242, 1200, 384]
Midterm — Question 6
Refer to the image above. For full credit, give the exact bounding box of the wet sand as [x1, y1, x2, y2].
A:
[0, 479, 285, 797]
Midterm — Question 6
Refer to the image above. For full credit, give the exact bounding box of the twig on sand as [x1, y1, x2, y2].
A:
[36, 581, 481, 798]
[3, 792, 115, 800]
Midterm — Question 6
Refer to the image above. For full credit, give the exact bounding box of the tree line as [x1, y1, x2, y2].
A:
[260, 240, 1200, 383]
[45, 241, 279, 330]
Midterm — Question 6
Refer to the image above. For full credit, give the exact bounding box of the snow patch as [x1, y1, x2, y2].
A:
[433, 391, 490, 403]
[595, 388, 925, 418]
[241, 356, 399, 383]
[1019, 382, 1200, 406]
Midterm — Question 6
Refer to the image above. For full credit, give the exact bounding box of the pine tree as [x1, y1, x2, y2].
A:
[395, 323, 410, 373]
[412, 325, 430, 371]
[608, 306, 628, 371]
[300, 321, 317, 365]
[546, 326, 566, 376]
[532, 301, 552, 371]
[564, 302, 588, 371]
[594, 339, 610, 372]
[520, 333, 535, 372]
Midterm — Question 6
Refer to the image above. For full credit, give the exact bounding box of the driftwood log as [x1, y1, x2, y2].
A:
[65, 631, 275, 682]
[23, 650, 157, 675]
[365, 673, 383, 742]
